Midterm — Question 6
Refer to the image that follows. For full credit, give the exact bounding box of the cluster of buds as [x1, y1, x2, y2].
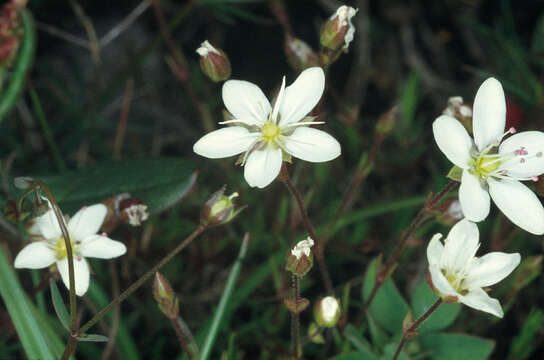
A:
[101, 193, 149, 233]
[284, 36, 319, 72]
[0, 0, 27, 66]
[319, 5, 358, 52]
[153, 272, 179, 319]
[314, 296, 341, 328]
[200, 185, 244, 227]
[196, 40, 231, 82]
[286, 237, 314, 277]
[442, 96, 472, 132]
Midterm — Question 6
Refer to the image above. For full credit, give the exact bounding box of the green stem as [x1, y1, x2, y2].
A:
[200, 233, 250, 360]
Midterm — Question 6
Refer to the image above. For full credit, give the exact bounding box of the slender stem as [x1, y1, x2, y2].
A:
[35, 181, 77, 333]
[78, 225, 206, 335]
[291, 275, 300, 359]
[171, 318, 193, 360]
[279, 165, 334, 294]
[392, 298, 442, 360]
[361, 181, 457, 316]
[112, 78, 134, 160]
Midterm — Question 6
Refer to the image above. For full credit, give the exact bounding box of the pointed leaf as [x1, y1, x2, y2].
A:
[77, 333, 109, 342]
[419, 333, 494, 360]
[49, 279, 70, 331]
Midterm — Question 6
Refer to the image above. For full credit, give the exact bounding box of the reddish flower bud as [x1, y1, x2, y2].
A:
[153, 272, 179, 320]
[442, 96, 472, 133]
[284, 36, 319, 72]
[285, 237, 314, 277]
[196, 40, 231, 82]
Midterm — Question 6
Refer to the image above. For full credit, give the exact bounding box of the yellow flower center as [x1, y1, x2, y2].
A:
[471, 155, 500, 179]
[261, 121, 281, 142]
[443, 270, 468, 295]
[54, 237, 75, 260]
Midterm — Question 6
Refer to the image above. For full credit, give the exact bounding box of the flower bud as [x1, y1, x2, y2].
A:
[320, 5, 358, 51]
[200, 185, 244, 227]
[375, 105, 398, 138]
[442, 96, 472, 132]
[153, 272, 179, 320]
[435, 198, 464, 226]
[314, 296, 341, 328]
[118, 197, 149, 227]
[284, 36, 319, 72]
[196, 40, 231, 82]
[285, 237, 314, 277]
[14, 176, 35, 190]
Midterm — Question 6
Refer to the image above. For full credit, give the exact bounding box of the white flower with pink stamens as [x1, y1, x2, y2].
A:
[433, 78, 544, 234]
[193, 67, 341, 188]
[15, 204, 126, 296]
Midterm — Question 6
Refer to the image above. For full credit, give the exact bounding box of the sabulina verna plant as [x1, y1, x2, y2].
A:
[427, 219, 520, 317]
[196, 40, 231, 82]
[286, 237, 314, 277]
[14, 203, 127, 296]
[433, 77, 544, 234]
[314, 296, 341, 328]
[319, 5, 358, 51]
[193, 67, 341, 188]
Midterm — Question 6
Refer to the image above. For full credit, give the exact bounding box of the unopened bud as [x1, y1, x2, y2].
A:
[14, 177, 35, 190]
[201, 185, 244, 227]
[375, 105, 398, 138]
[443, 96, 472, 132]
[153, 272, 179, 319]
[196, 40, 231, 82]
[119, 197, 149, 226]
[314, 296, 341, 328]
[284, 36, 319, 72]
[320, 6, 358, 51]
[286, 237, 314, 277]
[435, 198, 464, 226]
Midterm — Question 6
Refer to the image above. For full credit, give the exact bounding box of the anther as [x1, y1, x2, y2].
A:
[509, 127, 517, 134]
[101, 232, 107, 237]
[532, 176, 539, 182]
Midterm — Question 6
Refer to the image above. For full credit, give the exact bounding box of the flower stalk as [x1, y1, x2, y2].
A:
[291, 274, 301, 359]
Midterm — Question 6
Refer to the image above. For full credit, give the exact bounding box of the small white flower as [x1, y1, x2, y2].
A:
[334, 5, 358, 50]
[196, 40, 220, 57]
[427, 219, 520, 318]
[291, 237, 314, 259]
[320, 296, 340, 323]
[433, 77, 544, 234]
[193, 67, 341, 188]
[15, 204, 127, 296]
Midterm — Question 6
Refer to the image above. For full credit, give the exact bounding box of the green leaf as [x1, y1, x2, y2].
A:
[77, 333, 109, 342]
[28, 157, 197, 214]
[410, 278, 461, 333]
[49, 279, 70, 331]
[330, 352, 376, 360]
[446, 165, 462, 182]
[344, 324, 377, 359]
[362, 258, 410, 334]
[0, 9, 36, 124]
[0, 250, 58, 359]
[507, 308, 544, 360]
[419, 333, 494, 360]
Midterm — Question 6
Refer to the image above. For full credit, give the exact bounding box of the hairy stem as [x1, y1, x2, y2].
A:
[172, 318, 193, 360]
[291, 275, 300, 359]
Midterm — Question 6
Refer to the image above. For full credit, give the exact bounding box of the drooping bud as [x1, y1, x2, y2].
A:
[285, 237, 314, 277]
[442, 96, 472, 132]
[101, 193, 150, 233]
[153, 272, 179, 320]
[284, 36, 319, 72]
[314, 296, 341, 328]
[375, 105, 398, 138]
[200, 185, 245, 227]
[196, 40, 231, 82]
[14, 176, 35, 190]
[320, 5, 358, 52]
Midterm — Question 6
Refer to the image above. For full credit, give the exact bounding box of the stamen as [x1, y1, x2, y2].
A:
[280, 121, 326, 129]
[532, 176, 539, 182]
[514, 146, 528, 156]
[101, 232, 107, 237]
[509, 127, 517, 134]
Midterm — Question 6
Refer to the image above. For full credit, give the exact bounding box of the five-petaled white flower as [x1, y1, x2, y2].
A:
[14, 204, 127, 296]
[427, 219, 520, 318]
[193, 67, 341, 188]
[433, 77, 544, 234]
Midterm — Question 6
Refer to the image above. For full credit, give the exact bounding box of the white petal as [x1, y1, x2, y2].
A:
[278, 67, 325, 126]
[270, 76, 286, 123]
[432, 115, 473, 169]
[68, 204, 107, 241]
[498, 131, 544, 177]
[488, 178, 544, 235]
[428, 264, 457, 298]
[472, 78, 506, 151]
[78, 235, 127, 259]
[57, 257, 90, 296]
[14, 242, 56, 269]
[30, 208, 63, 240]
[222, 80, 271, 126]
[459, 287, 503, 318]
[281, 127, 341, 162]
[193, 127, 259, 159]
[459, 170, 490, 222]
[465, 252, 520, 289]
[426, 233, 444, 267]
[243, 146, 282, 188]
[441, 219, 480, 272]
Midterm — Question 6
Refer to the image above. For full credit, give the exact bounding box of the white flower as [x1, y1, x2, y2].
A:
[196, 40, 220, 57]
[433, 77, 544, 234]
[320, 296, 340, 323]
[291, 237, 314, 259]
[427, 219, 520, 318]
[334, 5, 358, 50]
[15, 204, 127, 296]
[193, 67, 341, 188]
